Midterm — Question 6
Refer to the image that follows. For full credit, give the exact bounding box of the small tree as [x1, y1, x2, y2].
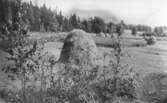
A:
[81, 19, 92, 33]
[116, 22, 124, 36]
[69, 13, 79, 29]
[1, 0, 45, 103]
[91, 16, 105, 33]
[96, 24, 139, 102]
[132, 27, 137, 36]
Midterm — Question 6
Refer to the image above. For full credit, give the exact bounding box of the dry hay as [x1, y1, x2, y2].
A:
[105, 33, 111, 38]
[99, 32, 106, 37]
[59, 29, 98, 66]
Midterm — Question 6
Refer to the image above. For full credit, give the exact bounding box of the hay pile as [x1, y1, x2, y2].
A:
[105, 33, 111, 38]
[99, 32, 105, 37]
[59, 29, 98, 66]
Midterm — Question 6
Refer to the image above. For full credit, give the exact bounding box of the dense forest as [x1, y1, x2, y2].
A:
[0, 0, 167, 36]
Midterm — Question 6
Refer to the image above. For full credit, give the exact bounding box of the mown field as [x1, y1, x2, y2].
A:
[1, 32, 167, 74]
[41, 32, 167, 74]
[0, 32, 167, 102]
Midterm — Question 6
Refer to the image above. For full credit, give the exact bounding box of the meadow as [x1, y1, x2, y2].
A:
[0, 31, 167, 103]
[38, 32, 167, 74]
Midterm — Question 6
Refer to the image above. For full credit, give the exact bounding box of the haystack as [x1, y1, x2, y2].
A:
[59, 29, 98, 66]
[99, 32, 105, 37]
[105, 33, 111, 38]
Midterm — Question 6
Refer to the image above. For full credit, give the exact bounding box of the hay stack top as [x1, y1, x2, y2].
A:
[59, 29, 98, 66]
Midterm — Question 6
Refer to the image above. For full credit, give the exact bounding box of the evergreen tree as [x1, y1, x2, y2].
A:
[57, 11, 63, 28]
[132, 27, 137, 36]
[116, 22, 124, 36]
[81, 19, 92, 33]
[91, 16, 105, 33]
[32, 5, 41, 31]
[107, 22, 116, 33]
[69, 13, 79, 29]
[63, 17, 72, 31]
[27, 1, 35, 26]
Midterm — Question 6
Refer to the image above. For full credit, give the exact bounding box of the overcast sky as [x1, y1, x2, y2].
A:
[24, 0, 167, 27]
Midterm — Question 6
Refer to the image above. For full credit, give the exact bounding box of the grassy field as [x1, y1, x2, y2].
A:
[44, 40, 167, 73]
[1, 32, 167, 74]
[1, 32, 167, 102]
[37, 32, 167, 74]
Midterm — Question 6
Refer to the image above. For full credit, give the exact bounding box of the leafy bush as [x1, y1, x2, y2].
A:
[93, 34, 140, 103]
[145, 36, 156, 45]
[95, 64, 139, 102]
[91, 16, 106, 33]
[48, 63, 100, 103]
[143, 32, 157, 45]
[137, 72, 167, 103]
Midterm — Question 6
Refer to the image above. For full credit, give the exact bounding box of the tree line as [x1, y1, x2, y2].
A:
[126, 24, 167, 36]
[0, 0, 167, 37]
[0, 0, 123, 34]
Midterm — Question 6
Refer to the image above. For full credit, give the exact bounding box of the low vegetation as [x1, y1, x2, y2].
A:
[143, 32, 157, 45]
[1, 28, 141, 103]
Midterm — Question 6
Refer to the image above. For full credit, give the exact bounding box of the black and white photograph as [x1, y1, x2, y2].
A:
[0, 0, 167, 103]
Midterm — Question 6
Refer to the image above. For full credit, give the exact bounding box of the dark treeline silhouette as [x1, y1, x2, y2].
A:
[0, 0, 167, 37]
[0, 0, 122, 34]
[125, 24, 152, 32]
[154, 26, 167, 36]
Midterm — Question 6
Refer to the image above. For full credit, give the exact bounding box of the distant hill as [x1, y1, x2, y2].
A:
[67, 8, 120, 24]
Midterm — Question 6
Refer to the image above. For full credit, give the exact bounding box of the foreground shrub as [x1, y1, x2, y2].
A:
[137, 72, 167, 103]
[143, 32, 157, 45]
[94, 67, 139, 102]
[49, 63, 100, 103]
[93, 32, 140, 102]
